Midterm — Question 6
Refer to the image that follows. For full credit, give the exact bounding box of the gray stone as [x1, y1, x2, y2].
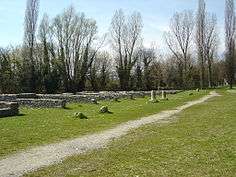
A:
[100, 106, 109, 113]
[161, 91, 168, 100]
[16, 99, 66, 108]
[91, 98, 98, 104]
[0, 102, 19, 118]
[62, 93, 74, 96]
[74, 112, 88, 119]
[16, 93, 38, 99]
[149, 90, 158, 103]
[0, 90, 183, 108]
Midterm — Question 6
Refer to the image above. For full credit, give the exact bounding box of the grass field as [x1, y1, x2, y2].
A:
[0, 90, 208, 158]
[24, 89, 235, 177]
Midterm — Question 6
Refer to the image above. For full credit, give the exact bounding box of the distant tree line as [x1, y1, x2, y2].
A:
[0, 0, 235, 93]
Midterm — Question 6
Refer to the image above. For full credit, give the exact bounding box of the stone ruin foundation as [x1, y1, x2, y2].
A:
[0, 102, 19, 118]
[0, 90, 181, 110]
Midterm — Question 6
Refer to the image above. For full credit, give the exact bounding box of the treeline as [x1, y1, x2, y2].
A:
[0, 0, 235, 93]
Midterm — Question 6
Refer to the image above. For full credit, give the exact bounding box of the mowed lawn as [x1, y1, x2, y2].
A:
[0, 91, 207, 158]
[25, 89, 235, 177]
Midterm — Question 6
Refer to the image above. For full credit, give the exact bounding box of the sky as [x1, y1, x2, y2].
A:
[0, 0, 228, 52]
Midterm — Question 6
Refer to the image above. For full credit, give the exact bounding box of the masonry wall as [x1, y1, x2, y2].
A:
[0, 90, 181, 108]
[0, 102, 19, 118]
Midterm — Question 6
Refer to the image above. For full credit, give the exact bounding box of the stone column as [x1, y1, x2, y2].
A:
[162, 91, 167, 100]
[150, 90, 157, 102]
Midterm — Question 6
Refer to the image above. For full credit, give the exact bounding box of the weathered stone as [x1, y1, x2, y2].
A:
[151, 90, 156, 100]
[62, 93, 74, 96]
[196, 88, 200, 92]
[149, 90, 158, 103]
[16, 93, 38, 99]
[0, 90, 183, 107]
[100, 106, 109, 113]
[91, 98, 98, 104]
[74, 112, 88, 119]
[161, 91, 168, 100]
[0, 102, 19, 118]
[16, 99, 66, 108]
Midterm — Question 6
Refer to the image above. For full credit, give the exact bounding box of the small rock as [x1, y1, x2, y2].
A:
[91, 98, 98, 104]
[100, 106, 109, 113]
[74, 112, 88, 119]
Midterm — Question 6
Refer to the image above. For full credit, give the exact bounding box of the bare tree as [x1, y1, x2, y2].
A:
[205, 14, 218, 88]
[38, 14, 50, 69]
[137, 46, 156, 90]
[22, 0, 40, 92]
[88, 51, 110, 91]
[196, 0, 219, 89]
[225, 0, 236, 89]
[196, 0, 206, 89]
[165, 10, 194, 89]
[50, 6, 104, 92]
[110, 9, 143, 90]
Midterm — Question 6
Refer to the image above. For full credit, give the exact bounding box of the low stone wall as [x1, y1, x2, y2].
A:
[0, 94, 17, 101]
[16, 93, 38, 99]
[0, 90, 182, 107]
[0, 94, 66, 108]
[37, 91, 149, 103]
[16, 99, 66, 108]
[0, 102, 19, 118]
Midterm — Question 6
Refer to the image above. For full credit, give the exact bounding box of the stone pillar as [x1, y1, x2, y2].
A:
[129, 94, 135, 100]
[162, 91, 167, 100]
[150, 90, 157, 102]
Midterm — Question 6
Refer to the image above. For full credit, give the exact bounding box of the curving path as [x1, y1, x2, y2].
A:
[0, 91, 220, 177]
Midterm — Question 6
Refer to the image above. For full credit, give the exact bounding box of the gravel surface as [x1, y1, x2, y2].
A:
[0, 91, 219, 177]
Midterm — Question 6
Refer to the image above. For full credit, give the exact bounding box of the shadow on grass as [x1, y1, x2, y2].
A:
[18, 113, 26, 117]
[106, 111, 114, 114]
[0, 113, 26, 119]
[63, 107, 73, 110]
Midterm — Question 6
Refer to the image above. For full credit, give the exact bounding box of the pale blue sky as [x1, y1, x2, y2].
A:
[0, 0, 227, 51]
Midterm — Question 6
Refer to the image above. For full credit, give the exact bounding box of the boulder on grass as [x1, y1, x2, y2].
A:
[91, 98, 98, 104]
[100, 106, 109, 113]
[74, 112, 88, 119]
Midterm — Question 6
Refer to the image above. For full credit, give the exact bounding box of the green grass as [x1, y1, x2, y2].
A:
[24, 89, 235, 177]
[0, 91, 207, 158]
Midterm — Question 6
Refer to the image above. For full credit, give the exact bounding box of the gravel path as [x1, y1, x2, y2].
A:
[0, 91, 219, 177]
